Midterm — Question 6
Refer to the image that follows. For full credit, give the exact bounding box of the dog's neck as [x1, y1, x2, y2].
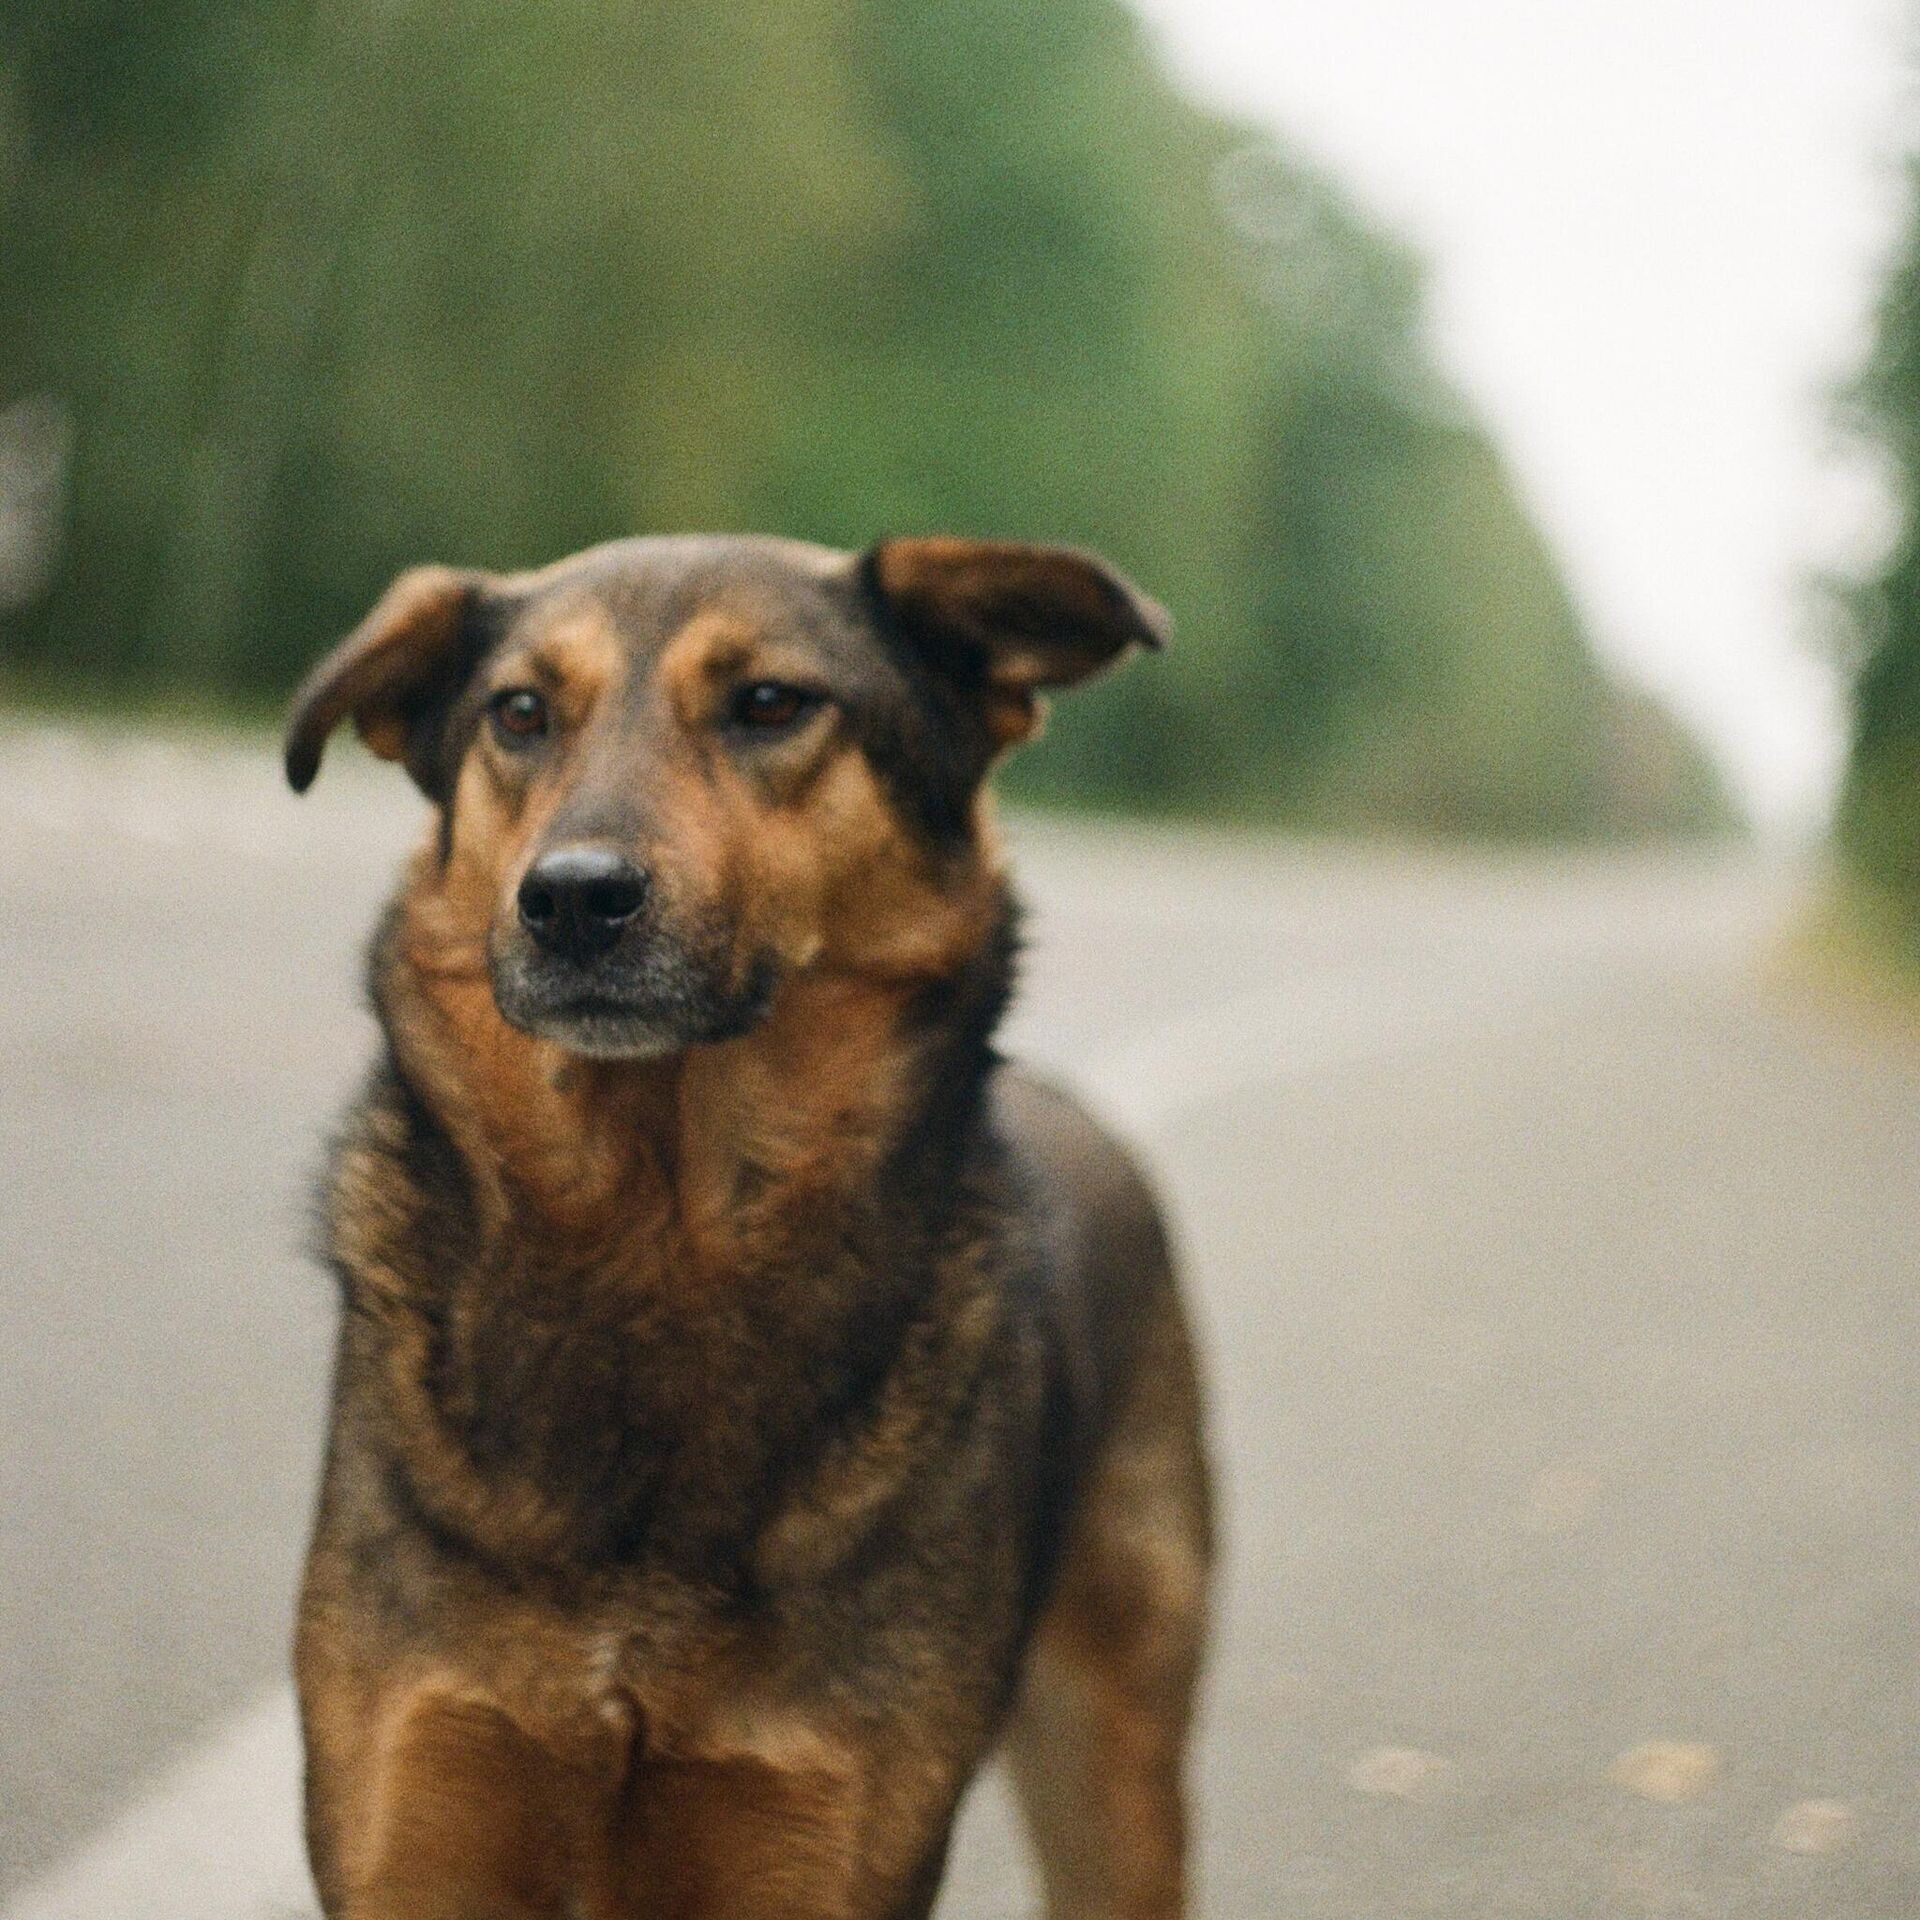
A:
[342, 842, 1019, 1574]
[369, 852, 1018, 1279]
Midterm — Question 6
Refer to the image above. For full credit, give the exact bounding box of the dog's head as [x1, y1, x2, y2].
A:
[286, 535, 1165, 1060]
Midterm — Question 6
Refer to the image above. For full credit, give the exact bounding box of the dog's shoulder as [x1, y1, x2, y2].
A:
[992, 1065, 1168, 1271]
[987, 1065, 1173, 1424]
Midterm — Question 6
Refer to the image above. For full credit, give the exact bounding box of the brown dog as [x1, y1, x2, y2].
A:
[283, 535, 1212, 1920]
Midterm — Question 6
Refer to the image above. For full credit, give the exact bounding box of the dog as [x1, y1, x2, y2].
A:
[283, 534, 1213, 1920]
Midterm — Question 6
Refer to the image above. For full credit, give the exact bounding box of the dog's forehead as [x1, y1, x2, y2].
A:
[507, 535, 868, 667]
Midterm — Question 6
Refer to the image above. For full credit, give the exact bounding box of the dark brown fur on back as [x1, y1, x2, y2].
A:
[288, 534, 1210, 1920]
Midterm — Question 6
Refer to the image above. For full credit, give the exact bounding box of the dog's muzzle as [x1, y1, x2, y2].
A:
[491, 850, 774, 1061]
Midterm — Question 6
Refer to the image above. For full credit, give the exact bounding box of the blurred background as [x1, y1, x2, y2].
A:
[0, 0, 1771, 836]
[5, 1, 1920, 1916]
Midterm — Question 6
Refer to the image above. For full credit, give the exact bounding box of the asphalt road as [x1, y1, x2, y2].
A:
[4, 720, 1918, 1918]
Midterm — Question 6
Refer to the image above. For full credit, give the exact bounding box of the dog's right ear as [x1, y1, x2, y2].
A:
[283, 566, 487, 795]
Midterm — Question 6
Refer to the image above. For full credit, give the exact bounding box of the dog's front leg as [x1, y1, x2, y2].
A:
[314, 1686, 582, 1920]
[606, 1744, 964, 1920]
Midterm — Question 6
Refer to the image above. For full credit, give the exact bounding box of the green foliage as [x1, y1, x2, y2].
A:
[0, 0, 1728, 836]
[1839, 156, 1920, 951]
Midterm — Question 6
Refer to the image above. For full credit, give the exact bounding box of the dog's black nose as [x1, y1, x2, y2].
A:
[517, 846, 649, 962]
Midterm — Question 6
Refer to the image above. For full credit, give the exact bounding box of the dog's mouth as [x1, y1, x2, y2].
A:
[488, 942, 778, 1062]
[509, 994, 687, 1061]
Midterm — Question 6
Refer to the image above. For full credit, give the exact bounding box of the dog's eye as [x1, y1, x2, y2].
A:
[728, 681, 822, 733]
[489, 689, 550, 743]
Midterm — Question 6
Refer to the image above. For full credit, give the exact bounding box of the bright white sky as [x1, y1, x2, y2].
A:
[1132, 0, 1913, 833]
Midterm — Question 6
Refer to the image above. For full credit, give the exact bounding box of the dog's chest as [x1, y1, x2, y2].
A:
[415, 1226, 899, 1569]
[445, 1585, 839, 1779]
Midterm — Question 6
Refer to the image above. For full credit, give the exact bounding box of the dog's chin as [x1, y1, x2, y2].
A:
[503, 1001, 692, 1062]
[488, 948, 776, 1063]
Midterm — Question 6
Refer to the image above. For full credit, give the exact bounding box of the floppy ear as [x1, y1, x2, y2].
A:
[283, 565, 486, 795]
[863, 537, 1169, 746]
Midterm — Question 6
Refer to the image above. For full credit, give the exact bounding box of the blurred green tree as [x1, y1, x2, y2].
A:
[1838, 156, 1920, 950]
[0, 0, 1730, 836]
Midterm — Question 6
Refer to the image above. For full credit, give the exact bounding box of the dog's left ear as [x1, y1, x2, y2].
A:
[284, 565, 489, 795]
[863, 537, 1169, 746]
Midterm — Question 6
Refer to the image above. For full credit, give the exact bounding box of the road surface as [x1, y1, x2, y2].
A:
[3, 720, 1917, 1918]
